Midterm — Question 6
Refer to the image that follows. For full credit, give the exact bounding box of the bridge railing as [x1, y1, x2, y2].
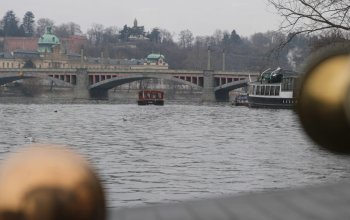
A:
[0, 67, 259, 76]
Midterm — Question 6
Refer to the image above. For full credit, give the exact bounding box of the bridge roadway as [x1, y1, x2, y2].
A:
[0, 68, 259, 101]
[109, 181, 350, 220]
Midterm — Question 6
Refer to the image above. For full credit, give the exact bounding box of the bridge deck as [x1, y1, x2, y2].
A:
[0, 68, 259, 76]
[109, 181, 350, 220]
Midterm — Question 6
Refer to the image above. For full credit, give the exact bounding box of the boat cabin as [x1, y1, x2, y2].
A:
[137, 90, 164, 105]
[247, 67, 299, 108]
[248, 68, 298, 97]
[249, 76, 297, 96]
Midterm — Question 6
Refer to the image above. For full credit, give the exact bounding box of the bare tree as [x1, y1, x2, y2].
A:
[268, 0, 350, 39]
[55, 22, 82, 37]
[87, 24, 104, 46]
[159, 28, 174, 44]
[55, 23, 71, 38]
[178, 29, 194, 48]
[102, 26, 119, 44]
[67, 22, 82, 35]
[36, 18, 54, 36]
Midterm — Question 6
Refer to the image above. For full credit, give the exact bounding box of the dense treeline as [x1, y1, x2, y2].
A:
[0, 10, 348, 71]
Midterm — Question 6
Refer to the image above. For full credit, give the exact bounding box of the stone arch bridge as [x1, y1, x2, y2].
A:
[0, 68, 259, 101]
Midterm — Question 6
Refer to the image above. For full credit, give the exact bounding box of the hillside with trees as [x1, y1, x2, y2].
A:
[1, 7, 347, 72]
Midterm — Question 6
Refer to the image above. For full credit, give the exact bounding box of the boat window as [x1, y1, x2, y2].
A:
[261, 86, 265, 95]
[275, 86, 280, 96]
[256, 86, 261, 95]
[270, 86, 275, 96]
[282, 78, 295, 91]
[266, 86, 270, 96]
[286, 78, 291, 90]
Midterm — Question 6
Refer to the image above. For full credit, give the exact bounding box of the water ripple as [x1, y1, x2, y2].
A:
[0, 104, 350, 208]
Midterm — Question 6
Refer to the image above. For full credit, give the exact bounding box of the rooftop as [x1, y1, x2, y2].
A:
[147, 53, 165, 60]
[38, 27, 60, 46]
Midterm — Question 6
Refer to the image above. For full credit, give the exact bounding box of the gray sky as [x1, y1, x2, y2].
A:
[1, 0, 281, 37]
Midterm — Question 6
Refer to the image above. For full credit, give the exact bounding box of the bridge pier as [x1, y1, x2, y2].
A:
[90, 89, 109, 100]
[74, 68, 90, 99]
[201, 70, 216, 102]
[215, 90, 230, 102]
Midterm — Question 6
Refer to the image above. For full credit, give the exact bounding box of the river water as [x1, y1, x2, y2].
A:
[0, 103, 349, 208]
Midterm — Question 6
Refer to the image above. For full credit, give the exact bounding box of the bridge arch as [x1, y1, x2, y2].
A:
[88, 74, 202, 99]
[0, 75, 73, 87]
[214, 79, 249, 101]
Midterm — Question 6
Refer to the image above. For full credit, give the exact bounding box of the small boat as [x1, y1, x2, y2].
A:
[247, 67, 298, 109]
[137, 90, 164, 106]
[233, 93, 249, 107]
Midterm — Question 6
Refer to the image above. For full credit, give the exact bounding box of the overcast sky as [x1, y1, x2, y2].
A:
[1, 0, 281, 37]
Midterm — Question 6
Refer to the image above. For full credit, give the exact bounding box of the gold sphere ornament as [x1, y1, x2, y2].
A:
[297, 43, 350, 153]
[0, 144, 106, 220]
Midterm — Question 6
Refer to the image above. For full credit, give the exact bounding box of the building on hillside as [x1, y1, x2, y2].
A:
[37, 27, 60, 53]
[128, 19, 149, 41]
[0, 28, 87, 54]
[0, 27, 168, 70]
[144, 53, 168, 68]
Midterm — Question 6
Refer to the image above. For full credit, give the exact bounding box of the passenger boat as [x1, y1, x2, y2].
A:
[137, 90, 164, 105]
[247, 67, 298, 109]
[233, 93, 249, 107]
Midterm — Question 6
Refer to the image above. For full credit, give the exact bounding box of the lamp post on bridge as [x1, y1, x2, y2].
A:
[201, 44, 216, 102]
[207, 45, 211, 71]
[222, 49, 226, 72]
[80, 49, 85, 68]
[206, 44, 226, 71]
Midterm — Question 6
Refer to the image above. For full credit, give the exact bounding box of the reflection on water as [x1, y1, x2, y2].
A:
[0, 103, 349, 208]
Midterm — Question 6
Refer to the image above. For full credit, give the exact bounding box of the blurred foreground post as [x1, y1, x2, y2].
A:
[297, 43, 350, 153]
[0, 144, 106, 220]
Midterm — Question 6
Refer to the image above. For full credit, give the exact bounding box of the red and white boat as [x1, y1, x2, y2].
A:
[137, 90, 164, 106]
